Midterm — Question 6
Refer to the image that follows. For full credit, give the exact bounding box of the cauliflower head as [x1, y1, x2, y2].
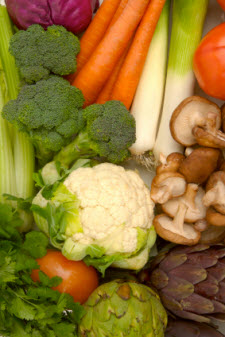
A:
[32, 163, 156, 273]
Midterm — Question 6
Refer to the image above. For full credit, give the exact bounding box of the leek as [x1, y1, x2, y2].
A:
[130, 0, 170, 163]
[153, 0, 208, 162]
[0, 5, 34, 229]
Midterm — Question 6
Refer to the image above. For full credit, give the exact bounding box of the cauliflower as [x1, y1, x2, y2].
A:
[32, 163, 156, 273]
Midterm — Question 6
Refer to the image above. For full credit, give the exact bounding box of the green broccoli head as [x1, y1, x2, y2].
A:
[2, 76, 85, 165]
[9, 24, 80, 83]
[54, 100, 136, 167]
[83, 100, 136, 163]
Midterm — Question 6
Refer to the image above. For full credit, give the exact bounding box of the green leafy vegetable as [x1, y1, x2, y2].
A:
[0, 204, 85, 337]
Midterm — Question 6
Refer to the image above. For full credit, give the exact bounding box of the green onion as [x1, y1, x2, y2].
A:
[153, 0, 208, 162]
[0, 5, 34, 228]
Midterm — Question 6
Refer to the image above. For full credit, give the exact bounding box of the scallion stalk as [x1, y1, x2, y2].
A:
[153, 0, 208, 162]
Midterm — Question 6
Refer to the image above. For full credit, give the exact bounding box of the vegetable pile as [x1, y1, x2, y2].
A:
[1, 0, 225, 336]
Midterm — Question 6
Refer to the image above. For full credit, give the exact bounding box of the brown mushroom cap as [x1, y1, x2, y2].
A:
[153, 213, 200, 245]
[156, 153, 185, 175]
[203, 171, 225, 215]
[170, 96, 223, 148]
[178, 147, 220, 184]
[206, 206, 225, 227]
[200, 224, 225, 244]
[150, 172, 187, 204]
[221, 103, 225, 132]
[162, 184, 206, 223]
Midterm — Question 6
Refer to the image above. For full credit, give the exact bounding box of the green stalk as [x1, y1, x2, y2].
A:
[153, 0, 208, 162]
[0, 5, 35, 228]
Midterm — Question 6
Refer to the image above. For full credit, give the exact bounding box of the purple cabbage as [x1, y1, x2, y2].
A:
[5, 0, 99, 34]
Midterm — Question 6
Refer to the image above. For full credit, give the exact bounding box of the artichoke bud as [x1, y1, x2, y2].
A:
[78, 279, 167, 337]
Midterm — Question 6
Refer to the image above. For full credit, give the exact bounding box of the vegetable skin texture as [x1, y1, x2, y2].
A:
[130, 0, 169, 156]
[165, 319, 225, 337]
[193, 22, 225, 100]
[217, 0, 225, 11]
[147, 244, 225, 324]
[9, 24, 80, 84]
[110, 0, 167, 110]
[54, 100, 136, 167]
[31, 250, 99, 304]
[2, 76, 85, 166]
[0, 5, 34, 230]
[5, 0, 99, 35]
[72, 0, 150, 106]
[79, 280, 167, 337]
[153, 0, 208, 162]
[75, 0, 121, 74]
[32, 163, 156, 274]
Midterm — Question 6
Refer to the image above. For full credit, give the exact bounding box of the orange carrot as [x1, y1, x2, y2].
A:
[96, 37, 133, 104]
[110, 0, 167, 109]
[73, 0, 150, 107]
[76, 0, 121, 73]
[107, 0, 129, 29]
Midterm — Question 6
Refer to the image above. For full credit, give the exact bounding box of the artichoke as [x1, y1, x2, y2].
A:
[165, 319, 224, 337]
[143, 244, 225, 323]
[78, 279, 167, 337]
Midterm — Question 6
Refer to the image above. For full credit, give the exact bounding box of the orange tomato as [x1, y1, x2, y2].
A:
[193, 22, 225, 100]
[217, 0, 225, 10]
[31, 250, 99, 304]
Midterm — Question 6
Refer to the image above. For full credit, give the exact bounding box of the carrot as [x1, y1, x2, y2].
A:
[107, 0, 129, 29]
[96, 37, 133, 104]
[73, 0, 150, 107]
[76, 0, 121, 73]
[110, 0, 167, 109]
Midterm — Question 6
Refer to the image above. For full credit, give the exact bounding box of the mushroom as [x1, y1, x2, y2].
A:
[153, 205, 201, 245]
[156, 152, 185, 175]
[200, 224, 225, 244]
[150, 171, 187, 204]
[203, 171, 225, 215]
[161, 184, 206, 223]
[178, 147, 221, 184]
[206, 207, 225, 227]
[221, 103, 225, 132]
[170, 96, 225, 148]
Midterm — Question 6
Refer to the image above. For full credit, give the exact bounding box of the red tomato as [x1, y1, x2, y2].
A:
[217, 0, 225, 10]
[193, 22, 225, 100]
[31, 250, 99, 304]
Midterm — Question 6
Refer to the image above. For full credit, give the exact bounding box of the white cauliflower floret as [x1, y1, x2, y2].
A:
[63, 163, 154, 254]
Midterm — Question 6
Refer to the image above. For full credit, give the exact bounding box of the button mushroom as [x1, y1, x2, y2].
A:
[170, 96, 225, 148]
[161, 184, 207, 223]
[178, 147, 221, 184]
[150, 171, 187, 204]
[203, 171, 225, 215]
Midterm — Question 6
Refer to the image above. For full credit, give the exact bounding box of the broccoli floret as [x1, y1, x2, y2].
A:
[54, 100, 136, 166]
[2, 76, 85, 165]
[9, 24, 80, 83]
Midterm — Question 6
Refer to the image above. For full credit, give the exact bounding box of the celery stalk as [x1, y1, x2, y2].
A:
[0, 5, 35, 228]
[153, 0, 208, 162]
[130, 0, 170, 159]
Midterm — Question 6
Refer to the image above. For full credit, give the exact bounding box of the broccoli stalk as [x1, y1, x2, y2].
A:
[0, 5, 34, 230]
[54, 100, 136, 167]
[2, 76, 85, 166]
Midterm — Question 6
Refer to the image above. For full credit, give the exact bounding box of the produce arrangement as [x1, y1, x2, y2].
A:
[1, 0, 225, 336]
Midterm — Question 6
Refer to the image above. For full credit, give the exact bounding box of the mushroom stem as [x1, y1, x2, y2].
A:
[193, 127, 225, 149]
[173, 203, 188, 235]
[184, 184, 198, 210]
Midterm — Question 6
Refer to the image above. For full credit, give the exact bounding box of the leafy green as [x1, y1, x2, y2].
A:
[0, 203, 85, 337]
